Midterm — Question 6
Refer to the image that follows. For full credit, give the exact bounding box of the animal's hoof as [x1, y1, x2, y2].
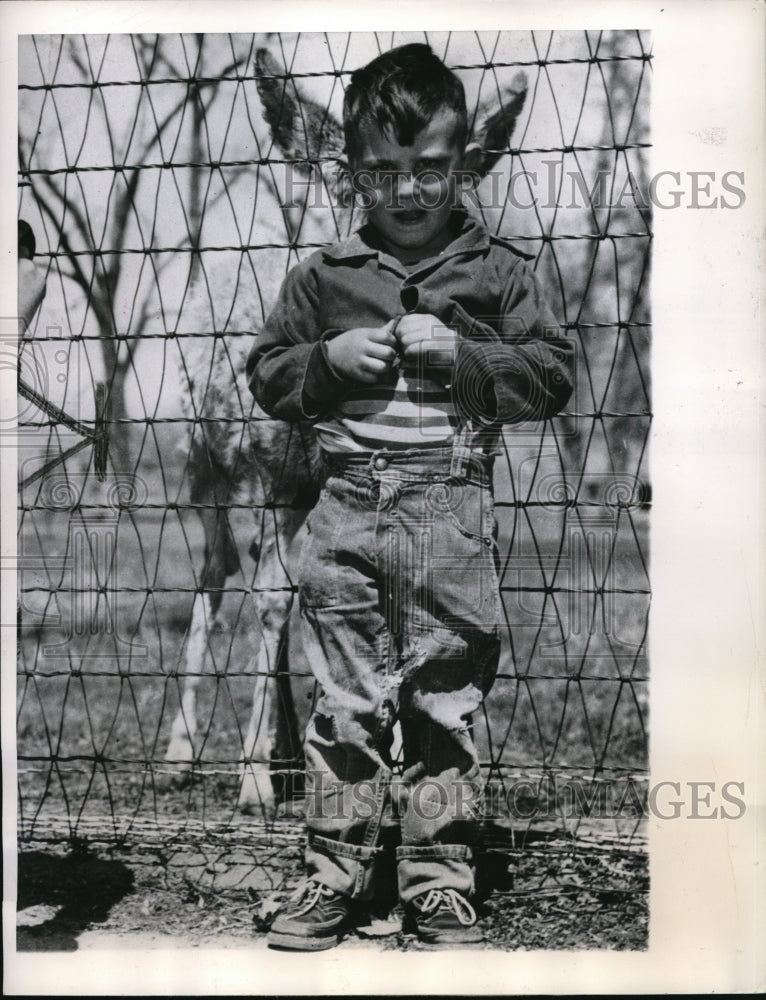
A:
[238, 768, 277, 820]
[165, 736, 195, 765]
[162, 737, 196, 789]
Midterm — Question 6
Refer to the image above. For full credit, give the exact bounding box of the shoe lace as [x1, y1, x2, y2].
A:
[286, 879, 337, 918]
[416, 888, 477, 926]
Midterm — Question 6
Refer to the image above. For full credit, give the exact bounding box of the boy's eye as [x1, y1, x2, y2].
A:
[359, 161, 449, 187]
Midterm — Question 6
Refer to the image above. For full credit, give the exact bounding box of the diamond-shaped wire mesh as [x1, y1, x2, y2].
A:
[17, 31, 650, 904]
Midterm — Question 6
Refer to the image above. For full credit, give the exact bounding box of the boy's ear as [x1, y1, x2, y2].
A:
[333, 155, 356, 209]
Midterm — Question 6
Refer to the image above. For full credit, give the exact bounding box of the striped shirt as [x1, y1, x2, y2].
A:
[315, 361, 457, 452]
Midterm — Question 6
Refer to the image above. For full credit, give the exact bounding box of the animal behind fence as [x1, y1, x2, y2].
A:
[17, 31, 651, 838]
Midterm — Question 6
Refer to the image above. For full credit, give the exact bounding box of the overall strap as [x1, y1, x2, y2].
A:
[449, 417, 474, 478]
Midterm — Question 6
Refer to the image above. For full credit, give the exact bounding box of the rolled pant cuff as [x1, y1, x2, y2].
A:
[306, 834, 381, 900]
[396, 844, 475, 904]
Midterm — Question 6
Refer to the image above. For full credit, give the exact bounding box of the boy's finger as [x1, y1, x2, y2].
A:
[363, 356, 389, 374]
[366, 342, 397, 361]
[370, 321, 398, 344]
[401, 340, 426, 357]
[397, 313, 437, 328]
[396, 320, 431, 344]
[397, 327, 427, 347]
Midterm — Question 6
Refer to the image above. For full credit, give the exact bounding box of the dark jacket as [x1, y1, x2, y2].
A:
[247, 211, 574, 427]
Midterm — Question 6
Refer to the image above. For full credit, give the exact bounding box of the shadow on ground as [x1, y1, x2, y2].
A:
[16, 849, 135, 951]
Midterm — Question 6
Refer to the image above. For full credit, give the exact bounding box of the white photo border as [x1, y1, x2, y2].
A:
[2, 1, 764, 995]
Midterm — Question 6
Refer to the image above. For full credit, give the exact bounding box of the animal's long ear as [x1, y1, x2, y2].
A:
[464, 71, 528, 178]
[254, 48, 345, 168]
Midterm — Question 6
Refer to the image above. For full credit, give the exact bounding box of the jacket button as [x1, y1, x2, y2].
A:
[374, 456, 389, 471]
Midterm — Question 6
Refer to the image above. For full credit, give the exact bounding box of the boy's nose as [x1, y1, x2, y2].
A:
[395, 171, 416, 202]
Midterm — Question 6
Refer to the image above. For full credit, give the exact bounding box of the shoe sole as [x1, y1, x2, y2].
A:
[416, 936, 485, 949]
[415, 926, 485, 948]
[404, 918, 485, 948]
[267, 930, 340, 951]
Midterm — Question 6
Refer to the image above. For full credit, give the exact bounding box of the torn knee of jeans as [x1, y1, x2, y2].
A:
[401, 629, 468, 683]
[322, 705, 396, 759]
[401, 627, 499, 686]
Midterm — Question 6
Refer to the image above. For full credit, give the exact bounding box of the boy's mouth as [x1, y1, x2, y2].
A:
[393, 209, 427, 225]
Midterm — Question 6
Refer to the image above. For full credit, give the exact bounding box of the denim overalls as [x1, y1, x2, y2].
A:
[297, 441, 502, 904]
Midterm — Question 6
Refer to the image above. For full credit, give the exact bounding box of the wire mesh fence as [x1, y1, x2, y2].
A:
[16, 30, 651, 922]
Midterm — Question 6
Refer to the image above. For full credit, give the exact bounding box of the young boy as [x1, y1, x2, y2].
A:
[247, 43, 573, 949]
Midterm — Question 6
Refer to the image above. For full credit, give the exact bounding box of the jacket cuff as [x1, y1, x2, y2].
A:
[301, 339, 351, 418]
[454, 340, 500, 423]
[456, 340, 568, 424]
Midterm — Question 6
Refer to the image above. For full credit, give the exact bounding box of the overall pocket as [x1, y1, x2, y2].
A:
[406, 480, 502, 632]
[426, 479, 495, 547]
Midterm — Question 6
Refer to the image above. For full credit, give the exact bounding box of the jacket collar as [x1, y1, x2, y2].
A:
[321, 210, 491, 265]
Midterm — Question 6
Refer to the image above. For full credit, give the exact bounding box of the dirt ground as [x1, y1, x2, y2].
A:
[15, 818, 648, 954]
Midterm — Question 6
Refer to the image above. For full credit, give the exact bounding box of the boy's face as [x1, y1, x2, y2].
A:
[352, 109, 465, 264]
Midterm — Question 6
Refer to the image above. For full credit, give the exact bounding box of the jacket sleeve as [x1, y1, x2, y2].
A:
[246, 260, 350, 422]
[411, 259, 574, 425]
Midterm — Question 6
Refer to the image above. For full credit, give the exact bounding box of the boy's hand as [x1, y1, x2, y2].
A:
[395, 313, 459, 365]
[326, 319, 399, 384]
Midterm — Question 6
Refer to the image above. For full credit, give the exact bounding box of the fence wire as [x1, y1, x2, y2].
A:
[16, 30, 651, 905]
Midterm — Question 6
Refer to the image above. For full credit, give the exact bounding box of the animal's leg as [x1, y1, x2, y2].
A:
[166, 499, 238, 775]
[237, 551, 291, 817]
[238, 504, 306, 816]
[165, 590, 213, 768]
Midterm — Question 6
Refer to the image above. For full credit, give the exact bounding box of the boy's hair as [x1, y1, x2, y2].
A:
[343, 44, 468, 164]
